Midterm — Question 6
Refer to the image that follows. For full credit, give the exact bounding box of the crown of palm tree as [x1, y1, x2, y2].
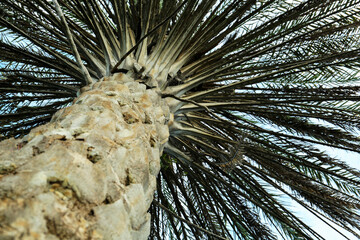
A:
[2, 0, 360, 239]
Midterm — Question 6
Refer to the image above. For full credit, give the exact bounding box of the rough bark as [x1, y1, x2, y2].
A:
[0, 73, 170, 239]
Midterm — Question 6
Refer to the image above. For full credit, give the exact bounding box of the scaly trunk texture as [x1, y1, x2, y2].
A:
[0, 73, 170, 239]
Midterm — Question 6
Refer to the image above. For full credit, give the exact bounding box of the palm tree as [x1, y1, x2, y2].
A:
[2, 0, 360, 239]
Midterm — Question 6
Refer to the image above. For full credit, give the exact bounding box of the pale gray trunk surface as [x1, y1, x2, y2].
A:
[0, 73, 170, 239]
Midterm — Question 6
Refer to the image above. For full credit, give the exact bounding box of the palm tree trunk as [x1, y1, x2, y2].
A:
[0, 73, 170, 239]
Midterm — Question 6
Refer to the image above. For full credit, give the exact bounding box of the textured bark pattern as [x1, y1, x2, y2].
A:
[0, 73, 170, 239]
